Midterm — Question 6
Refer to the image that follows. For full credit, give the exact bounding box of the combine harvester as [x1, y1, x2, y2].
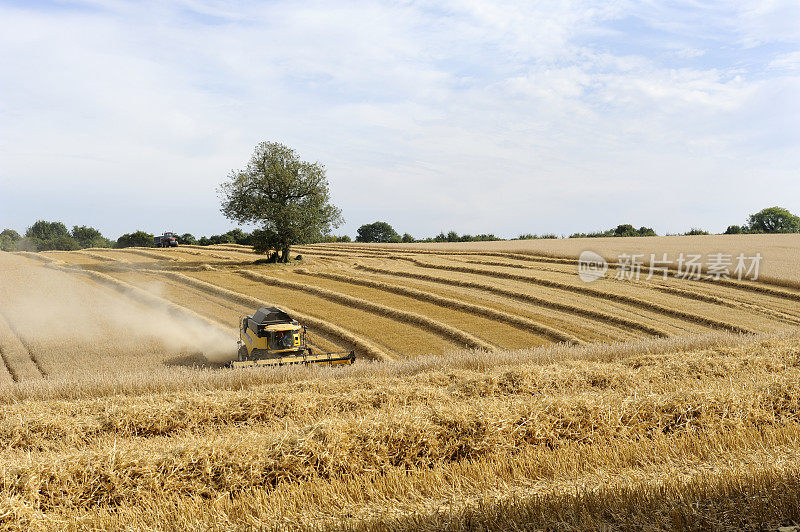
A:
[233, 306, 356, 368]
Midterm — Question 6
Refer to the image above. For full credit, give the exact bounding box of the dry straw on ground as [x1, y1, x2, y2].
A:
[2, 237, 800, 530]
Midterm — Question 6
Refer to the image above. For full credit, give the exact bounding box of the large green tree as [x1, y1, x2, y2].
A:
[356, 221, 400, 243]
[71, 225, 111, 248]
[116, 230, 154, 248]
[746, 207, 800, 233]
[219, 142, 343, 262]
[0, 235, 15, 252]
[26, 220, 70, 241]
[0, 229, 21, 242]
[0, 229, 20, 252]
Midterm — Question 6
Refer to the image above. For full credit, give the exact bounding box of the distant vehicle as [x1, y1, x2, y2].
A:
[154, 232, 179, 247]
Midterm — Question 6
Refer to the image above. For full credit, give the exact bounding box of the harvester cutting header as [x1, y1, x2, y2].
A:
[233, 306, 355, 368]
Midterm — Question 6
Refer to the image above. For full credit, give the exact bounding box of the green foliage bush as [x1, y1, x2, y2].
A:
[311, 234, 351, 243]
[36, 236, 81, 251]
[416, 231, 501, 243]
[71, 225, 111, 248]
[570, 224, 657, 238]
[1, 229, 21, 242]
[0, 235, 15, 252]
[356, 222, 400, 243]
[4, 221, 111, 252]
[724, 225, 743, 234]
[683, 228, 710, 236]
[745, 207, 800, 233]
[516, 233, 559, 240]
[26, 220, 70, 241]
[116, 231, 154, 248]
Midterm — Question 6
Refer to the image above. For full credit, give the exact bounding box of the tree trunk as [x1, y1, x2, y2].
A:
[280, 244, 291, 263]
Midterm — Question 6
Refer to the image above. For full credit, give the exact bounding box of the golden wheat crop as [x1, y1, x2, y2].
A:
[335, 233, 800, 284]
[2, 236, 800, 530]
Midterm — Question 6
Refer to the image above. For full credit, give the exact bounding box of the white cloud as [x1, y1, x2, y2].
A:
[735, 0, 800, 47]
[0, 0, 798, 239]
[769, 51, 800, 71]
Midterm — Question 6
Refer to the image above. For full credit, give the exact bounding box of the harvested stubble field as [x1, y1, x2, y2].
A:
[1, 235, 800, 530]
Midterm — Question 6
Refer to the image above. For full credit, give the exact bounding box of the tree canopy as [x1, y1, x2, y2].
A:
[746, 207, 800, 233]
[1, 229, 21, 242]
[26, 220, 70, 241]
[0, 235, 15, 252]
[219, 141, 343, 262]
[724, 225, 743, 235]
[20, 220, 81, 250]
[36, 236, 81, 251]
[72, 225, 111, 248]
[569, 225, 656, 238]
[356, 221, 400, 243]
[117, 231, 154, 248]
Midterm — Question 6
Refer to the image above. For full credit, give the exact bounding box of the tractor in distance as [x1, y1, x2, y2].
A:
[154, 232, 179, 247]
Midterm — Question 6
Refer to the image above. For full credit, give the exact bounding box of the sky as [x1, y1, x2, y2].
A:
[0, 0, 798, 240]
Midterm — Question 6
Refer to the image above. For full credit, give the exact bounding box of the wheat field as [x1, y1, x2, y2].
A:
[1, 236, 800, 530]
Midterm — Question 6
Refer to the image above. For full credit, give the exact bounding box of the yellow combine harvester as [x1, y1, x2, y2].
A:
[232, 306, 356, 368]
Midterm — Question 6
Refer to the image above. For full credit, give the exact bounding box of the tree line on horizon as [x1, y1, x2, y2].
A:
[1, 206, 798, 253]
[353, 206, 800, 243]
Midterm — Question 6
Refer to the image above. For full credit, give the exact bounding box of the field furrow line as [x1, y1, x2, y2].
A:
[478, 251, 579, 264]
[178, 244, 254, 253]
[708, 276, 800, 302]
[87, 248, 183, 262]
[460, 255, 800, 312]
[315, 245, 800, 299]
[403, 259, 754, 334]
[208, 245, 257, 254]
[0, 346, 18, 383]
[462, 256, 800, 310]
[305, 244, 578, 264]
[141, 272, 246, 316]
[168, 245, 258, 260]
[458, 257, 800, 326]
[75, 250, 125, 262]
[469, 252, 800, 300]
[293, 248, 378, 259]
[175, 248, 256, 261]
[355, 265, 676, 338]
[298, 270, 583, 345]
[236, 270, 498, 352]
[14, 251, 59, 264]
[460, 258, 573, 275]
[0, 311, 46, 379]
[637, 281, 800, 326]
[297, 246, 398, 258]
[121, 248, 184, 261]
[160, 271, 393, 361]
